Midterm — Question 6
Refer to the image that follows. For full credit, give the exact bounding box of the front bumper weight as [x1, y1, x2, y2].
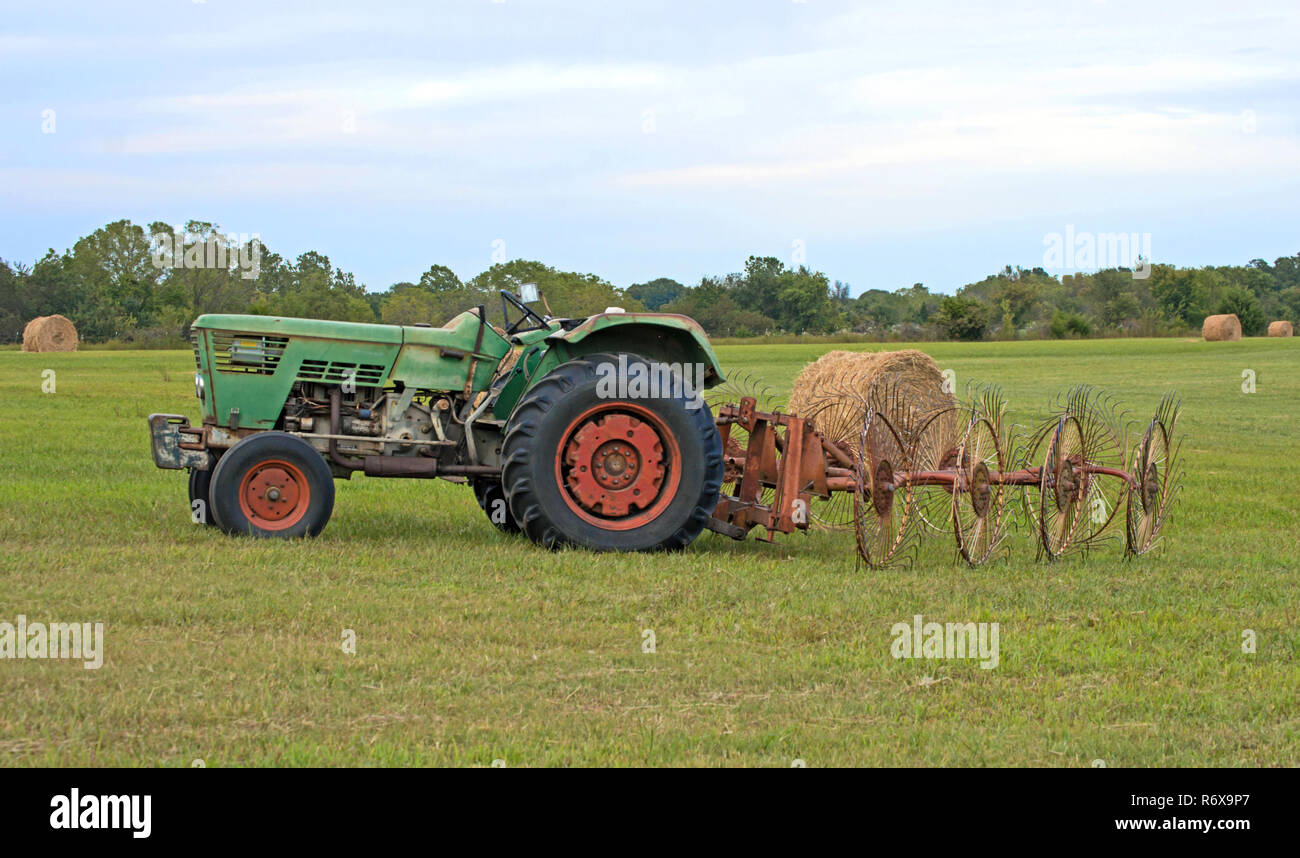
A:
[147, 414, 211, 470]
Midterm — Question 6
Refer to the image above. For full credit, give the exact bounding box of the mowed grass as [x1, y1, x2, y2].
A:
[0, 337, 1297, 767]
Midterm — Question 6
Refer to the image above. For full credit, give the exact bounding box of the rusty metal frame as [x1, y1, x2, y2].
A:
[709, 396, 834, 540]
[708, 396, 1144, 548]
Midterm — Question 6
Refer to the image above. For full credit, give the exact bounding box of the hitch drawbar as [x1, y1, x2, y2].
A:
[147, 414, 210, 470]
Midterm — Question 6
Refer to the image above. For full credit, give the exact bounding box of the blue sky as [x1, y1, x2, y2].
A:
[2, 0, 1297, 295]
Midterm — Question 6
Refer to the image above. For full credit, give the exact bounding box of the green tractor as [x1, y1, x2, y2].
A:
[149, 290, 726, 551]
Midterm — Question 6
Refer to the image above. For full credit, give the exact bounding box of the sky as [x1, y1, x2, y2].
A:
[2, 0, 1298, 296]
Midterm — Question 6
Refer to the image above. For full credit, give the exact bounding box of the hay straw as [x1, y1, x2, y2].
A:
[1268, 320, 1293, 337]
[787, 349, 962, 489]
[21, 315, 79, 352]
[1201, 314, 1241, 341]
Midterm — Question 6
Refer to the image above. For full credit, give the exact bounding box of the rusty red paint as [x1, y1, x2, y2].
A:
[238, 458, 311, 530]
[555, 402, 681, 531]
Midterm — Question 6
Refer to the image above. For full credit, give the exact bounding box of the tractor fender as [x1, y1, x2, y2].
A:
[544, 313, 725, 387]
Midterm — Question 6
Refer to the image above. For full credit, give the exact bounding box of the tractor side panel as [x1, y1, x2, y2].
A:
[391, 311, 512, 392]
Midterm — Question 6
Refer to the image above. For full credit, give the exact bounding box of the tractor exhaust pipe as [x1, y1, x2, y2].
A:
[361, 457, 500, 478]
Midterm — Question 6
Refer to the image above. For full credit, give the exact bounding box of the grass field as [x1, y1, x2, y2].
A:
[1, 337, 1297, 766]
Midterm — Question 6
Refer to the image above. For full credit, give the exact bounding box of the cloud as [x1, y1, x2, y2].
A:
[3, 0, 1298, 289]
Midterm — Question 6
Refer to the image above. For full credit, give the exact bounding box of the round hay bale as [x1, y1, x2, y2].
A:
[787, 348, 957, 451]
[1202, 314, 1241, 342]
[1268, 320, 1293, 337]
[21, 314, 79, 352]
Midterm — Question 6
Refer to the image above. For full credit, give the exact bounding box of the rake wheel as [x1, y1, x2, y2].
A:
[951, 414, 1008, 566]
[911, 405, 963, 534]
[1126, 394, 1181, 556]
[1025, 386, 1131, 559]
[1031, 414, 1091, 559]
[852, 409, 915, 568]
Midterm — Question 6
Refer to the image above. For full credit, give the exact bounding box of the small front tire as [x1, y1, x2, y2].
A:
[209, 432, 335, 538]
[187, 460, 219, 527]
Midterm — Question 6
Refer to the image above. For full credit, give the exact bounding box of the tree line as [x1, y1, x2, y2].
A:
[2, 218, 1296, 345]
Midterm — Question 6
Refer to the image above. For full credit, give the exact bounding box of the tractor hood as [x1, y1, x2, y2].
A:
[192, 314, 405, 344]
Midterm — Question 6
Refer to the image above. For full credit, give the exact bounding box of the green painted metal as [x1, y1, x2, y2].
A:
[195, 313, 405, 344]
[193, 311, 507, 428]
[195, 324, 400, 428]
[491, 312, 726, 419]
[193, 309, 725, 430]
[549, 312, 724, 383]
[391, 310, 511, 392]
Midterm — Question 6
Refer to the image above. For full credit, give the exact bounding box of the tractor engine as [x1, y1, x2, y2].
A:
[279, 381, 492, 472]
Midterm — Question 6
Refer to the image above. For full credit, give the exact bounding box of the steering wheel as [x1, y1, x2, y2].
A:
[500, 290, 549, 335]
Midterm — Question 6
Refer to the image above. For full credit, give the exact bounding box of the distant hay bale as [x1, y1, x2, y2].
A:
[1268, 320, 1293, 337]
[1202, 314, 1241, 342]
[21, 315, 79, 352]
[787, 349, 958, 460]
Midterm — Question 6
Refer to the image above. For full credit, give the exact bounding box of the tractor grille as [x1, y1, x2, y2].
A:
[210, 332, 290, 375]
[191, 331, 200, 370]
[297, 360, 387, 387]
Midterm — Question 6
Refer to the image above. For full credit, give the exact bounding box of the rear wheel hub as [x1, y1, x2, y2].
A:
[563, 412, 668, 518]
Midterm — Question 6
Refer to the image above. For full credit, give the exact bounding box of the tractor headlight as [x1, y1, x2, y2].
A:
[195, 372, 205, 402]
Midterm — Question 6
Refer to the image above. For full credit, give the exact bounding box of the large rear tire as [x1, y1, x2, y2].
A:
[209, 432, 335, 538]
[472, 478, 520, 533]
[502, 354, 722, 551]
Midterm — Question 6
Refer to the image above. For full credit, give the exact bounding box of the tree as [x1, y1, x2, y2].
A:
[999, 299, 1016, 340]
[381, 289, 443, 325]
[734, 256, 786, 321]
[161, 222, 259, 321]
[627, 277, 686, 311]
[250, 250, 375, 323]
[1150, 267, 1209, 327]
[1050, 310, 1093, 338]
[776, 267, 838, 333]
[932, 295, 988, 341]
[418, 265, 463, 293]
[467, 260, 641, 324]
[1217, 287, 1265, 336]
[1103, 293, 1142, 329]
[662, 277, 774, 337]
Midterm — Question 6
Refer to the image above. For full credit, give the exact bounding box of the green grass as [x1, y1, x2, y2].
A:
[1, 337, 1297, 766]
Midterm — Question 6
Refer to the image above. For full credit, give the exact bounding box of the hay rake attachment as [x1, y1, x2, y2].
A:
[705, 379, 1181, 568]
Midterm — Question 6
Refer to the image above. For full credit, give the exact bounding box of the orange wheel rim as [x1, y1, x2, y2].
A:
[238, 458, 310, 531]
[556, 402, 682, 531]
